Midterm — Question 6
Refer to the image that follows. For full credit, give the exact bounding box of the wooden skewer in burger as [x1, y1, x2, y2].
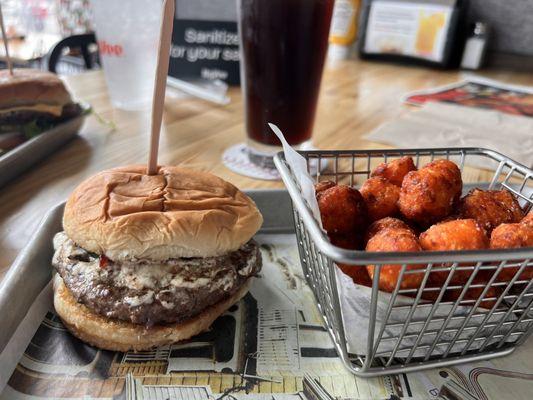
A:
[52, 0, 263, 351]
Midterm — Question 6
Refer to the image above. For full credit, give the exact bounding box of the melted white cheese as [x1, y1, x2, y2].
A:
[52, 231, 258, 308]
[124, 291, 154, 307]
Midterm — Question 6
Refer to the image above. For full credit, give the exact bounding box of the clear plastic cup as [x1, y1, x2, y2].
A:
[91, 0, 162, 110]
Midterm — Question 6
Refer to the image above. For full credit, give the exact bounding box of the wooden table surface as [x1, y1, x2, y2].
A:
[1, 59, 532, 281]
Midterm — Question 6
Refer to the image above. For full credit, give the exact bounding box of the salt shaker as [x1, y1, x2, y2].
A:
[461, 22, 489, 70]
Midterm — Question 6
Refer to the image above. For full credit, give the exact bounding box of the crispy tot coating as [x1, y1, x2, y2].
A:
[329, 233, 364, 251]
[360, 177, 400, 222]
[329, 233, 370, 284]
[371, 156, 417, 186]
[366, 227, 424, 292]
[490, 223, 533, 282]
[315, 181, 336, 198]
[398, 159, 462, 226]
[365, 217, 414, 243]
[317, 185, 368, 235]
[458, 189, 524, 233]
[337, 264, 373, 287]
[420, 219, 489, 251]
[521, 212, 533, 229]
[490, 223, 533, 249]
[420, 219, 488, 285]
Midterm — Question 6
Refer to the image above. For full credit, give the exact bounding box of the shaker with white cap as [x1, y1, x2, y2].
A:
[461, 22, 489, 70]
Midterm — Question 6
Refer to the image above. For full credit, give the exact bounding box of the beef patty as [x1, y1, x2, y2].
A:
[52, 232, 261, 326]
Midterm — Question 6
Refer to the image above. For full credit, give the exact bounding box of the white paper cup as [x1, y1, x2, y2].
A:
[92, 0, 162, 110]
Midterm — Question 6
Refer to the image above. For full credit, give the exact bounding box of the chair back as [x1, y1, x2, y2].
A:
[48, 33, 98, 73]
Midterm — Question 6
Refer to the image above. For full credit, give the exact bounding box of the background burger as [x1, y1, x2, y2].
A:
[52, 165, 263, 351]
[0, 68, 81, 154]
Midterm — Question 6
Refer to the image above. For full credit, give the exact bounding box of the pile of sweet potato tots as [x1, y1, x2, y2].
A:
[315, 156, 533, 300]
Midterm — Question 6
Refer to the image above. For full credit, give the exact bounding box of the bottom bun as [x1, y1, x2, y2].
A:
[53, 274, 252, 352]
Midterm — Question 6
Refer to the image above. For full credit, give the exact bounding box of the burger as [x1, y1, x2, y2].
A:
[52, 165, 263, 351]
[0, 68, 81, 153]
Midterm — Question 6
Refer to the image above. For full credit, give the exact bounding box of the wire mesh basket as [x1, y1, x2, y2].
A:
[274, 147, 533, 377]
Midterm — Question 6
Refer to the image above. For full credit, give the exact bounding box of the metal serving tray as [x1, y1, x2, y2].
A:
[0, 102, 91, 188]
[274, 147, 533, 377]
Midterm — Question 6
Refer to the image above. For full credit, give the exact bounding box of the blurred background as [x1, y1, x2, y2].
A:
[1, 0, 532, 75]
[0, 0, 532, 181]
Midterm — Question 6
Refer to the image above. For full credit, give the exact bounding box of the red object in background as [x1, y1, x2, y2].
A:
[405, 81, 533, 117]
[98, 40, 123, 57]
[407, 88, 470, 105]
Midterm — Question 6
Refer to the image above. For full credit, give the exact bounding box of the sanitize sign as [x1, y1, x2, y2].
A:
[169, 19, 241, 85]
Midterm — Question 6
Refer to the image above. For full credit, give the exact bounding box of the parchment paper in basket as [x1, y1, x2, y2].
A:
[336, 270, 521, 358]
[271, 124, 521, 358]
[269, 123, 323, 226]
